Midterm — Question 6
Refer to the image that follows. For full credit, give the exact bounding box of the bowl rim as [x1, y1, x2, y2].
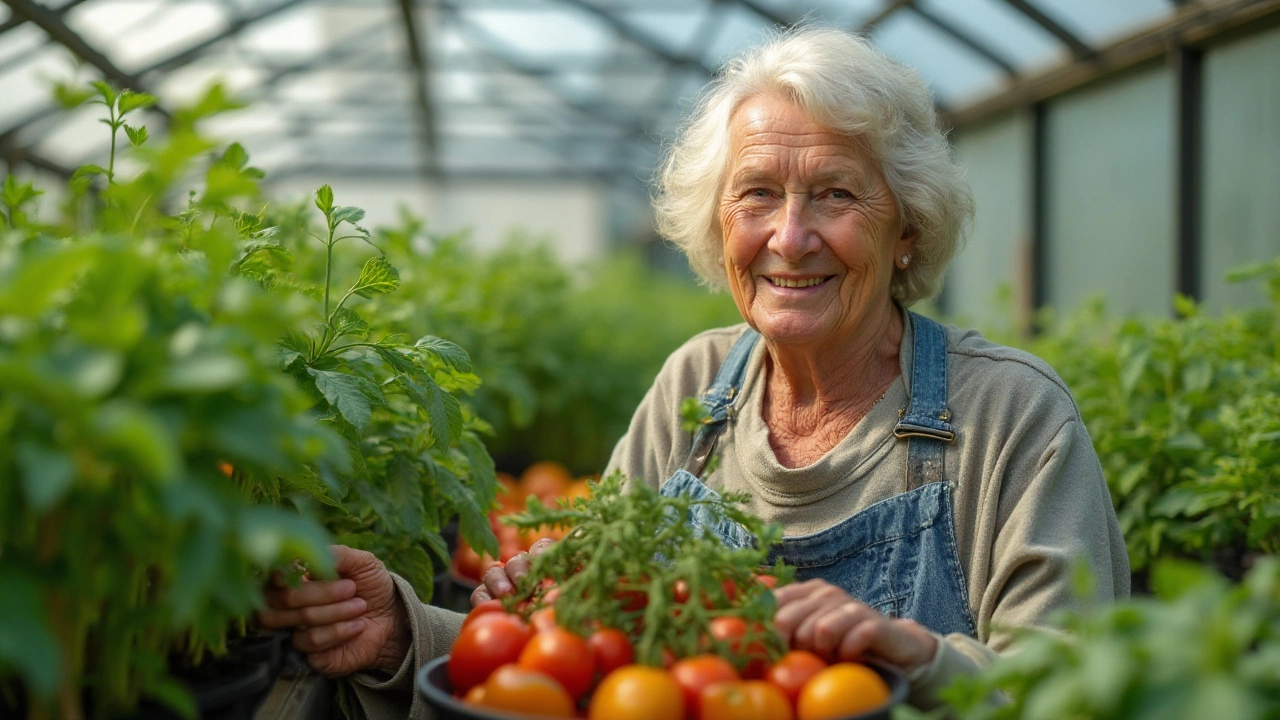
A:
[416, 654, 910, 720]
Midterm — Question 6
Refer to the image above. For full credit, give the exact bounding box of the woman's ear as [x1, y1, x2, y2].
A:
[895, 226, 919, 270]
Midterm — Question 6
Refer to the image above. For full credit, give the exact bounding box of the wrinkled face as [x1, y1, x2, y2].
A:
[718, 95, 915, 348]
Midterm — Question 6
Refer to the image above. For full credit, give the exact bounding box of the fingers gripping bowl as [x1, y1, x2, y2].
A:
[418, 473, 909, 720]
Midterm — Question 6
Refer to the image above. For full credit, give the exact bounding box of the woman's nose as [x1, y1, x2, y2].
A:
[768, 193, 820, 261]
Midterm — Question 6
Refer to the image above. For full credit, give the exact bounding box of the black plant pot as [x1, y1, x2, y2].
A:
[135, 632, 290, 720]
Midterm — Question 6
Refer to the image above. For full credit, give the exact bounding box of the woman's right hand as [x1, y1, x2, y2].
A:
[470, 537, 557, 606]
[257, 545, 411, 677]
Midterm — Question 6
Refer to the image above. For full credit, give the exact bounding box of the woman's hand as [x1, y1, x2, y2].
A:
[773, 579, 938, 674]
[470, 537, 556, 606]
[257, 545, 411, 677]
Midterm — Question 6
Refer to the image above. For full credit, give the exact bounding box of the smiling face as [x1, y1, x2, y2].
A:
[718, 95, 916, 351]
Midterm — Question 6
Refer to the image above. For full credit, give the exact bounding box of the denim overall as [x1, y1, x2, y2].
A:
[660, 312, 977, 638]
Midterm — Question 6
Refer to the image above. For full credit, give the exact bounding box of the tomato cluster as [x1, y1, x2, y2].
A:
[452, 461, 592, 582]
[448, 602, 892, 720]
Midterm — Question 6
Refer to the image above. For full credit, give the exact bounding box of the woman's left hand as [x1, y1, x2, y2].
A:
[773, 579, 938, 674]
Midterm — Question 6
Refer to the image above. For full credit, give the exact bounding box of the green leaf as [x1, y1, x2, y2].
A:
[315, 185, 334, 216]
[71, 164, 109, 183]
[222, 141, 249, 169]
[332, 206, 366, 226]
[164, 353, 249, 392]
[52, 81, 93, 109]
[374, 345, 416, 375]
[170, 525, 223, 624]
[92, 401, 181, 481]
[1181, 357, 1213, 394]
[117, 89, 158, 115]
[123, 123, 148, 147]
[237, 507, 333, 576]
[432, 462, 496, 557]
[2, 174, 43, 210]
[16, 441, 76, 512]
[147, 678, 197, 719]
[1166, 431, 1205, 451]
[331, 307, 369, 341]
[1173, 292, 1199, 319]
[1120, 346, 1150, 397]
[90, 80, 117, 107]
[404, 374, 460, 448]
[350, 256, 400, 298]
[0, 570, 62, 699]
[414, 335, 472, 373]
[308, 367, 382, 430]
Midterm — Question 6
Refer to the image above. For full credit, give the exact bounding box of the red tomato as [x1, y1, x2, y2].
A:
[588, 665, 684, 720]
[460, 599, 507, 631]
[448, 613, 533, 693]
[755, 574, 779, 590]
[765, 651, 827, 708]
[453, 541, 484, 581]
[674, 579, 692, 604]
[518, 626, 595, 700]
[701, 680, 794, 720]
[670, 655, 740, 720]
[587, 628, 634, 677]
[483, 664, 575, 717]
[709, 616, 770, 678]
[615, 574, 650, 613]
[529, 607, 558, 633]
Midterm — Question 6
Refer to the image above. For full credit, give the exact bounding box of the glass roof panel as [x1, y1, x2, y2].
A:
[918, 0, 1067, 71]
[873, 9, 1005, 106]
[618, 7, 710, 57]
[0, 46, 70, 129]
[703, 3, 781, 69]
[468, 8, 611, 56]
[68, 0, 230, 72]
[0, 24, 48, 70]
[1031, 0, 1170, 45]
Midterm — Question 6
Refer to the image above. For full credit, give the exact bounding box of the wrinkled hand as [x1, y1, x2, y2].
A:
[773, 579, 937, 674]
[470, 537, 557, 606]
[257, 545, 410, 677]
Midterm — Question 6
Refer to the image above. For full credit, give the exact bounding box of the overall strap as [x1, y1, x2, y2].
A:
[894, 312, 955, 490]
[682, 328, 760, 478]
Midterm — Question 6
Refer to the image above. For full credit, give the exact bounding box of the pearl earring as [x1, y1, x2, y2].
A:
[900, 254, 911, 268]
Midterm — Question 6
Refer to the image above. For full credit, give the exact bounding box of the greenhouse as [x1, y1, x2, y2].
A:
[2, 0, 1279, 719]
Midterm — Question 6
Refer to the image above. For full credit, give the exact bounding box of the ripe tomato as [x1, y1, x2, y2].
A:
[615, 574, 650, 613]
[518, 626, 595, 700]
[482, 664, 575, 717]
[462, 684, 487, 704]
[588, 665, 684, 720]
[453, 541, 484, 581]
[796, 663, 891, 720]
[448, 613, 533, 693]
[521, 460, 573, 502]
[754, 573, 779, 590]
[701, 680, 794, 720]
[765, 651, 827, 708]
[460, 599, 507, 631]
[669, 655, 740, 720]
[708, 616, 770, 678]
[529, 606, 558, 633]
[587, 627, 634, 677]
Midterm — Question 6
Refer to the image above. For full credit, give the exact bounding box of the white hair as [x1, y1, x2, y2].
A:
[653, 26, 973, 306]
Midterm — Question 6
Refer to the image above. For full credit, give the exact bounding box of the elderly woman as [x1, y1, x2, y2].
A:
[259, 26, 1129, 716]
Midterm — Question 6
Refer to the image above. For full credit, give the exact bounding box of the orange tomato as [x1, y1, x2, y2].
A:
[482, 664, 575, 717]
[521, 461, 573, 502]
[669, 655, 740, 720]
[701, 680, 794, 720]
[497, 471, 525, 513]
[518, 626, 595, 700]
[765, 651, 826, 708]
[217, 461, 234, 478]
[796, 663, 890, 720]
[462, 684, 487, 704]
[565, 479, 593, 502]
[588, 666, 684, 720]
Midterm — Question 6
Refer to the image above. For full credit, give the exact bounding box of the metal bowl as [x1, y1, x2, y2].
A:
[416, 654, 909, 720]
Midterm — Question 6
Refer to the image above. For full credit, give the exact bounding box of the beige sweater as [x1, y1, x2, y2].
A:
[603, 312, 1130, 705]
[351, 312, 1129, 717]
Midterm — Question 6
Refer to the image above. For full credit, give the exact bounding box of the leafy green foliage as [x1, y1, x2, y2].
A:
[1, 81, 496, 718]
[996, 271, 1280, 578]
[372, 222, 742, 474]
[942, 558, 1280, 720]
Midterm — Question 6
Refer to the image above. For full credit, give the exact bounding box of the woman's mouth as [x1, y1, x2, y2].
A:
[765, 276, 830, 288]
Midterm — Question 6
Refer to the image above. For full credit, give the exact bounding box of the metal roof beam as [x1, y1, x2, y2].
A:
[0, 0, 88, 36]
[856, 0, 912, 34]
[550, 0, 715, 76]
[907, 3, 1018, 76]
[999, 0, 1094, 59]
[395, 0, 438, 177]
[1, 0, 170, 116]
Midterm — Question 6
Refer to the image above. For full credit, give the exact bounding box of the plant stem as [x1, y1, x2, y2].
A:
[107, 105, 118, 185]
[323, 225, 334, 320]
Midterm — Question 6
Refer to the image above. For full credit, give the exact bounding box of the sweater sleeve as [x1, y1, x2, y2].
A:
[980, 416, 1129, 654]
[346, 573, 464, 720]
